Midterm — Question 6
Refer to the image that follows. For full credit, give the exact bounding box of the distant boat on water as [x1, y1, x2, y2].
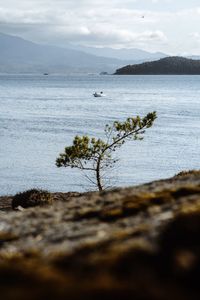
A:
[93, 91, 105, 97]
[43, 73, 49, 76]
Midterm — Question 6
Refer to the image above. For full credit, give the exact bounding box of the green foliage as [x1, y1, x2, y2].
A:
[12, 189, 53, 209]
[56, 136, 109, 169]
[56, 111, 157, 190]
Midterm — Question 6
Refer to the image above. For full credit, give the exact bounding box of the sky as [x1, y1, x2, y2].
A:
[0, 0, 200, 54]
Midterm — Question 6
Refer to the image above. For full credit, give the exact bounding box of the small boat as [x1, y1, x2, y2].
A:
[93, 92, 105, 97]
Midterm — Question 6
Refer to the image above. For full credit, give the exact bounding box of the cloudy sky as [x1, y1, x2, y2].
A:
[0, 0, 200, 54]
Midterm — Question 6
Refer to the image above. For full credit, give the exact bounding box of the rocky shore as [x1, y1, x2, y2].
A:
[0, 171, 200, 300]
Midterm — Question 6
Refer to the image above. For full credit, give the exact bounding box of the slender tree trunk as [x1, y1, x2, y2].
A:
[96, 156, 103, 191]
[94, 118, 153, 191]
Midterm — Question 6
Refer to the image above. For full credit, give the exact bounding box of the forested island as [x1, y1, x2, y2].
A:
[114, 56, 200, 75]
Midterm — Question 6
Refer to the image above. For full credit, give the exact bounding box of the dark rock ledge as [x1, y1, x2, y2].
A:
[0, 171, 200, 300]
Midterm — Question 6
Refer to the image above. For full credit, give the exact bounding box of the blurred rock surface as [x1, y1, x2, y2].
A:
[0, 171, 200, 300]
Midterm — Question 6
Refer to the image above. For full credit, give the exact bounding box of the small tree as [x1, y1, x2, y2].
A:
[56, 111, 157, 191]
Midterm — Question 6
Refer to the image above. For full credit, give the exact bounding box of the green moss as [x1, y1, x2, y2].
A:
[12, 189, 53, 209]
[174, 170, 200, 178]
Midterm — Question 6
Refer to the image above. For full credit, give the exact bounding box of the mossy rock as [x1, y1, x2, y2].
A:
[12, 189, 53, 209]
[174, 170, 200, 178]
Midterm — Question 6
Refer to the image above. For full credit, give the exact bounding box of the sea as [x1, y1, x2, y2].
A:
[0, 74, 200, 196]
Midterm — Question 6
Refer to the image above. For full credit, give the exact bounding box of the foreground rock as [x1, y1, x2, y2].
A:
[0, 172, 200, 300]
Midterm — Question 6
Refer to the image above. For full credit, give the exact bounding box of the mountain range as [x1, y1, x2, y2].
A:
[0, 32, 168, 74]
[74, 45, 167, 61]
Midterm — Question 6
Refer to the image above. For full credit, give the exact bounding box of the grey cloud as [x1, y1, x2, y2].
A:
[0, 1, 168, 49]
[0, 0, 199, 53]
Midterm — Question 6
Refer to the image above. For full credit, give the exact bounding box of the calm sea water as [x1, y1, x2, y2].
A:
[0, 74, 199, 195]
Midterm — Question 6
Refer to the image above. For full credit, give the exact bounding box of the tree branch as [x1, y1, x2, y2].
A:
[103, 121, 151, 154]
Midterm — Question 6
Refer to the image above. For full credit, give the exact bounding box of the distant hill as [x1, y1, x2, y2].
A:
[0, 32, 128, 74]
[73, 45, 167, 61]
[188, 55, 200, 60]
[114, 57, 200, 75]
[0, 32, 170, 74]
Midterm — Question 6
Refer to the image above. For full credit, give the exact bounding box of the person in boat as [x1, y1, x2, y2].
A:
[93, 91, 103, 96]
[93, 91, 104, 97]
